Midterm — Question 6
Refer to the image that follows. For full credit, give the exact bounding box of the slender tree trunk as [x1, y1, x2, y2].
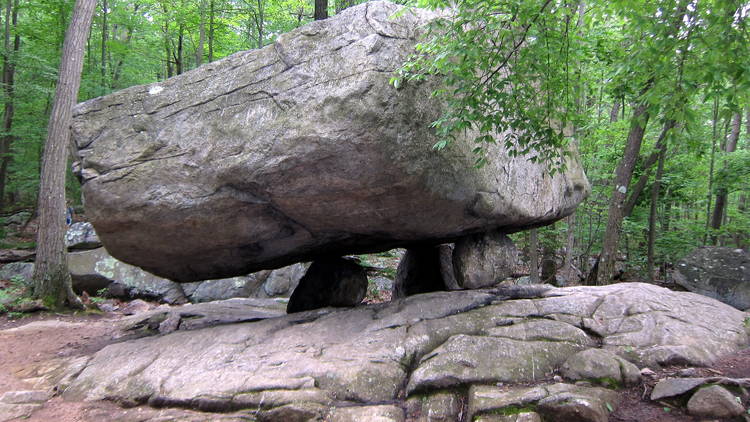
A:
[314, 0, 327, 20]
[176, 23, 184, 75]
[541, 226, 557, 286]
[208, 0, 214, 62]
[195, 0, 206, 66]
[596, 100, 650, 285]
[33, 0, 96, 309]
[646, 142, 667, 281]
[256, 0, 264, 49]
[529, 228, 539, 283]
[0, 0, 18, 209]
[622, 120, 677, 218]
[562, 212, 576, 279]
[704, 99, 720, 244]
[100, 0, 107, 94]
[710, 112, 741, 244]
[609, 100, 620, 123]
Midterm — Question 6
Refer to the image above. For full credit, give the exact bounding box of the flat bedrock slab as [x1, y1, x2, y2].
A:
[57, 283, 748, 416]
[70, 0, 589, 282]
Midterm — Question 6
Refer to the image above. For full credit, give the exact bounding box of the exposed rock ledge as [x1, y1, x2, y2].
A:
[51, 283, 749, 421]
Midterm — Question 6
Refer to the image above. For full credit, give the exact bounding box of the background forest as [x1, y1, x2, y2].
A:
[0, 0, 748, 285]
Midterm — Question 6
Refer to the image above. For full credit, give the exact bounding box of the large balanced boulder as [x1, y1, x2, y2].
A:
[70, 1, 589, 282]
[674, 247, 750, 310]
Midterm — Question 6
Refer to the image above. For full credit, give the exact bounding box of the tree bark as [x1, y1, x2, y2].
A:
[314, 0, 327, 20]
[32, 0, 96, 309]
[0, 0, 19, 209]
[622, 119, 677, 218]
[609, 99, 620, 123]
[529, 228, 539, 283]
[100, 0, 107, 94]
[709, 111, 741, 244]
[541, 226, 557, 285]
[208, 0, 214, 62]
[596, 100, 650, 285]
[562, 212, 575, 278]
[195, 0, 206, 66]
[646, 141, 667, 281]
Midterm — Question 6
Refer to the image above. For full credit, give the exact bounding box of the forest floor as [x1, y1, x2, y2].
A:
[1, 302, 749, 422]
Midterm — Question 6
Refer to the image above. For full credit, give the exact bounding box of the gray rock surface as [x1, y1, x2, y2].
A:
[453, 230, 518, 289]
[686, 385, 745, 418]
[413, 392, 461, 422]
[287, 257, 367, 313]
[561, 348, 641, 386]
[328, 405, 404, 422]
[650, 377, 707, 400]
[59, 283, 748, 416]
[67, 246, 305, 304]
[674, 246, 750, 310]
[71, 0, 589, 282]
[65, 222, 101, 250]
[468, 383, 619, 422]
[68, 247, 188, 304]
[0, 262, 33, 284]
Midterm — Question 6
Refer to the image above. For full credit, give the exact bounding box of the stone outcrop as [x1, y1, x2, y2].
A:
[674, 246, 750, 310]
[392, 246, 452, 299]
[70, 0, 589, 282]
[56, 283, 748, 421]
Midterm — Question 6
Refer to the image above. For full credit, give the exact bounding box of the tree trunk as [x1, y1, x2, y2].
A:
[710, 111, 741, 244]
[596, 100, 650, 285]
[195, 0, 206, 66]
[622, 119, 676, 218]
[541, 226, 557, 286]
[609, 100, 620, 123]
[646, 141, 667, 281]
[100, 0, 107, 94]
[176, 23, 184, 75]
[32, 0, 96, 309]
[0, 0, 19, 209]
[704, 98, 720, 244]
[314, 0, 327, 20]
[529, 228, 539, 283]
[208, 0, 214, 62]
[562, 212, 575, 278]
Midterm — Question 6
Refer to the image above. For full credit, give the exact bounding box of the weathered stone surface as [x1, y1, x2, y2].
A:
[437, 244, 460, 290]
[68, 247, 188, 304]
[393, 246, 450, 299]
[686, 385, 745, 418]
[287, 257, 367, 313]
[414, 391, 461, 422]
[536, 384, 620, 422]
[474, 413, 542, 422]
[257, 402, 327, 422]
[59, 284, 748, 416]
[67, 246, 305, 304]
[71, 0, 589, 282]
[650, 377, 707, 400]
[0, 390, 51, 404]
[120, 297, 287, 333]
[0, 402, 41, 422]
[468, 383, 619, 422]
[65, 221, 101, 250]
[674, 247, 750, 310]
[328, 405, 404, 422]
[453, 230, 518, 289]
[0, 262, 33, 284]
[561, 348, 641, 386]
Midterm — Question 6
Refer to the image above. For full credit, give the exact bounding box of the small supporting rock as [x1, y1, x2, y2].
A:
[287, 257, 367, 313]
[453, 230, 518, 289]
[392, 246, 450, 299]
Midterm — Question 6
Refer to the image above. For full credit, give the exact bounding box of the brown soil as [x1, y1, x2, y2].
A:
[1, 308, 749, 422]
